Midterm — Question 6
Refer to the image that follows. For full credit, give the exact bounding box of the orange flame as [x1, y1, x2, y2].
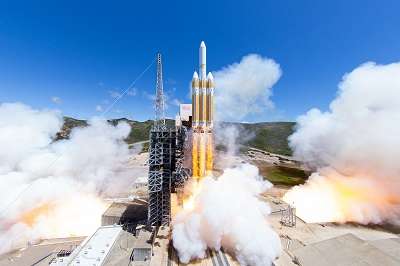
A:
[182, 180, 203, 211]
[192, 133, 213, 181]
[283, 172, 400, 224]
[20, 202, 55, 227]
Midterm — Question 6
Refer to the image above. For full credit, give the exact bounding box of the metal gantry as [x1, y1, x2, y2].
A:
[154, 53, 166, 131]
[147, 53, 190, 226]
[147, 53, 174, 226]
[147, 129, 176, 226]
[281, 205, 297, 227]
[173, 126, 190, 189]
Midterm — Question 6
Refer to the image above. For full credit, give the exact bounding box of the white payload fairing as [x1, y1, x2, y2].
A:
[192, 41, 214, 133]
[192, 41, 214, 179]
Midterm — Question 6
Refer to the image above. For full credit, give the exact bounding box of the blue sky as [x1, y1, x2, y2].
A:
[0, 0, 399, 121]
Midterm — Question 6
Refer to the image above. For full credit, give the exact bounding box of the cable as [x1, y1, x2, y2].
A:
[100, 59, 156, 116]
[0, 58, 156, 217]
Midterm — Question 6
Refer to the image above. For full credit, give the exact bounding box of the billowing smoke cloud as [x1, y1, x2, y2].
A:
[0, 103, 135, 254]
[172, 164, 281, 266]
[214, 54, 281, 122]
[172, 54, 283, 265]
[284, 62, 400, 224]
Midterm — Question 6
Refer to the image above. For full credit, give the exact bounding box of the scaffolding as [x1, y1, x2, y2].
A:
[147, 53, 190, 226]
[280, 205, 297, 227]
[147, 129, 177, 226]
[173, 126, 190, 189]
[147, 53, 175, 226]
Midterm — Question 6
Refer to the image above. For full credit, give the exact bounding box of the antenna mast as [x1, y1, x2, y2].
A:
[154, 53, 166, 129]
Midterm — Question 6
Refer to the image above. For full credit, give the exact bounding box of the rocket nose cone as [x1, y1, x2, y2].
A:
[200, 41, 206, 48]
[207, 72, 214, 80]
[193, 71, 199, 79]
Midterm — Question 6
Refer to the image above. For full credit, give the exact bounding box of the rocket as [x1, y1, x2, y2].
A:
[192, 41, 214, 179]
[192, 41, 214, 133]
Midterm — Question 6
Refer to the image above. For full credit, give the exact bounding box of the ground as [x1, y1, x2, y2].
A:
[263, 187, 400, 266]
[4, 142, 399, 265]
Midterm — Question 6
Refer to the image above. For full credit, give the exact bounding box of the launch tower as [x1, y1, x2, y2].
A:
[147, 53, 176, 226]
[147, 53, 190, 226]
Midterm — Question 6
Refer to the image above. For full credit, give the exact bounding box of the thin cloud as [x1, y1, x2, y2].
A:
[108, 90, 123, 99]
[171, 98, 182, 107]
[51, 96, 62, 105]
[127, 87, 137, 96]
[142, 91, 156, 101]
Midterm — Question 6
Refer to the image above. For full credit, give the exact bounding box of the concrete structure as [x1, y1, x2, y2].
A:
[101, 200, 147, 226]
[291, 233, 400, 266]
[64, 225, 123, 265]
[266, 197, 400, 266]
[176, 104, 192, 128]
[131, 225, 153, 265]
[19, 225, 151, 266]
[179, 104, 192, 122]
[0, 237, 84, 266]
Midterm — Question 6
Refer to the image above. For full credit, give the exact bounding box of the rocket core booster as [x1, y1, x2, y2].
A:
[192, 41, 214, 179]
[192, 41, 214, 132]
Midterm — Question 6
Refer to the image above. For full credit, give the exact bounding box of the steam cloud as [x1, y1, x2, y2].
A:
[285, 62, 400, 224]
[0, 103, 135, 254]
[172, 164, 281, 266]
[172, 53, 283, 265]
[214, 54, 281, 121]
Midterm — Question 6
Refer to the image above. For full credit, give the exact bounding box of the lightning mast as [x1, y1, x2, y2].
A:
[154, 53, 166, 130]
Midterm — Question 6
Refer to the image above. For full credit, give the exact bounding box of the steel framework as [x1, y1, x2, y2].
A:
[147, 53, 175, 226]
[173, 126, 190, 189]
[147, 53, 190, 226]
[147, 129, 176, 226]
[154, 53, 166, 131]
[281, 205, 296, 227]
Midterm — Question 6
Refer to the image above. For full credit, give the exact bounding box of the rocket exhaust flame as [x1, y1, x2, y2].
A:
[284, 62, 400, 225]
[20, 202, 55, 228]
[283, 171, 400, 224]
[0, 103, 135, 254]
[192, 133, 214, 180]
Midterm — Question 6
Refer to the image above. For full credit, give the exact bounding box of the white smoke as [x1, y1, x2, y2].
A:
[172, 164, 281, 266]
[285, 62, 400, 224]
[214, 124, 240, 168]
[0, 103, 135, 254]
[173, 53, 283, 265]
[214, 54, 281, 122]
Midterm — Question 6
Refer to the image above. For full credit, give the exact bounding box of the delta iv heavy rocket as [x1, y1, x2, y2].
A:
[192, 41, 214, 179]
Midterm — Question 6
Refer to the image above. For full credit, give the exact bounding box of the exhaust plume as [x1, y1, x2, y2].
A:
[0, 103, 135, 254]
[214, 54, 281, 121]
[284, 62, 400, 224]
[172, 164, 281, 266]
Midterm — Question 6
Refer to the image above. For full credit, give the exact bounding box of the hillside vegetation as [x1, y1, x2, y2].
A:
[219, 122, 295, 156]
[58, 117, 295, 156]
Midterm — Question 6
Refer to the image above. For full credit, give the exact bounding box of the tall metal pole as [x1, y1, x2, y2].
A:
[155, 53, 165, 129]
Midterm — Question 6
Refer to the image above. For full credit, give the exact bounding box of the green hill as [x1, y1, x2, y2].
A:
[241, 122, 295, 156]
[219, 122, 295, 156]
[57, 117, 295, 156]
